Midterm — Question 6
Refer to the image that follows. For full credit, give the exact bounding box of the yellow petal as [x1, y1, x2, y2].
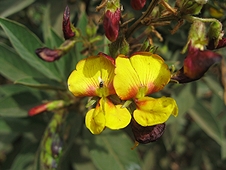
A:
[130, 52, 171, 97]
[114, 55, 140, 100]
[103, 98, 131, 129]
[85, 100, 106, 134]
[68, 55, 115, 97]
[134, 96, 178, 126]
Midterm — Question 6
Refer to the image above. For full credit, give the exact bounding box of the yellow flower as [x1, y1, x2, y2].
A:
[134, 97, 178, 126]
[68, 54, 115, 97]
[68, 54, 131, 134]
[114, 52, 178, 126]
[114, 52, 171, 100]
[86, 97, 131, 134]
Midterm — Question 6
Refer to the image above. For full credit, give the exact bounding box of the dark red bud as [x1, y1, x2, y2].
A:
[63, 6, 75, 40]
[207, 37, 226, 50]
[131, 118, 165, 144]
[172, 43, 222, 83]
[130, 0, 146, 10]
[28, 103, 49, 116]
[103, 9, 120, 42]
[35, 47, 63, 62]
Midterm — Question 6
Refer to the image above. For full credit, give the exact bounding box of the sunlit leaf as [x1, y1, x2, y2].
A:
[0, 0, 35, 17]
[0, 17, 61, 81]
[0, 43, 45, 81]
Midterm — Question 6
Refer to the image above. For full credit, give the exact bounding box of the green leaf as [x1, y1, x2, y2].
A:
[15, 77, 66, 90]
[171, 83, 197, 118]
[0, 84, 52, 117]
[203, 75, 224, 100]
[0, 43, 45, 81]
[0, 0, 35, 17]
[10, 137, 38, 170]
[189, 101, 222, 145]
[0, 17, 61, 81]
[84, 129, 142, 170]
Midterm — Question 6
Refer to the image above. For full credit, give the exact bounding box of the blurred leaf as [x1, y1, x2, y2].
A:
[56, 111, 84, 170]
[172, 83, 197, 117]
[0, 43, 45, 81]
[10, 137, 38, 170]
[74, 11, 88, 63]
[0, 0, 35, 17]
[0, 17, 61, 81]
[84, 129, 142, 170]
[189, 101, 222, 145]
[15, 77, 66, 90]
[42, 4, 53, 47]
[203, 75, 223, 100]
[211, 93, 225, 116]
[0, 84, 52, 117]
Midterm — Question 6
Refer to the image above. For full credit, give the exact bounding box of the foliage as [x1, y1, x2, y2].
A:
[0, 0, 226, 169]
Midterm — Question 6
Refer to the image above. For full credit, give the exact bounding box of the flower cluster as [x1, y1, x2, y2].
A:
[33, 2, 225, 145]
[67, 52, 178, 143]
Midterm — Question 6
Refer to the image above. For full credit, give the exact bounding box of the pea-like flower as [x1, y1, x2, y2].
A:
[67, 53, 131, 134]
[114, 52, 178, 127]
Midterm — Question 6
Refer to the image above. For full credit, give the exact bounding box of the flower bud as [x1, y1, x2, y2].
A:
[171, 43, 222, 83]
[188, 20, 207, 50]
[35, 47, 63, 62]
[131, 118, 165, 144]
[176, 0, 206, 15]
[103, 8, 120, 42]
[207, 20, 223, 49]
[28, 102, 49, 116]
[63, 6, 75, 40]
[130, 0, 147, 10]
[28, 100, 66, 116]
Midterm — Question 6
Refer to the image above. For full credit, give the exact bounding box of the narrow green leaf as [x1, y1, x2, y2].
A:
[0, 17, 60, 81]
[10, 138, 38, 170]
[15, 77, 66, 90]
[203, 75, 223, 100]
[0, 84, 52, 117]
[171, 83, 197, 119]
[189, 101, 222, 145]
[84, 129, 142, 170]
[0, 43, 45, 81]
[42, 4, 53, 47]
[0, 0, 35, 17]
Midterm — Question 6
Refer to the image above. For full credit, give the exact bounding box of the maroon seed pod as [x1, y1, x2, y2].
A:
[131, 118, 166, 144]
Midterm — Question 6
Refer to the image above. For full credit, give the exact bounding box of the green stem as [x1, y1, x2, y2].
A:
[125, 0, 160, 39]
[183, 15, 220, 24]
